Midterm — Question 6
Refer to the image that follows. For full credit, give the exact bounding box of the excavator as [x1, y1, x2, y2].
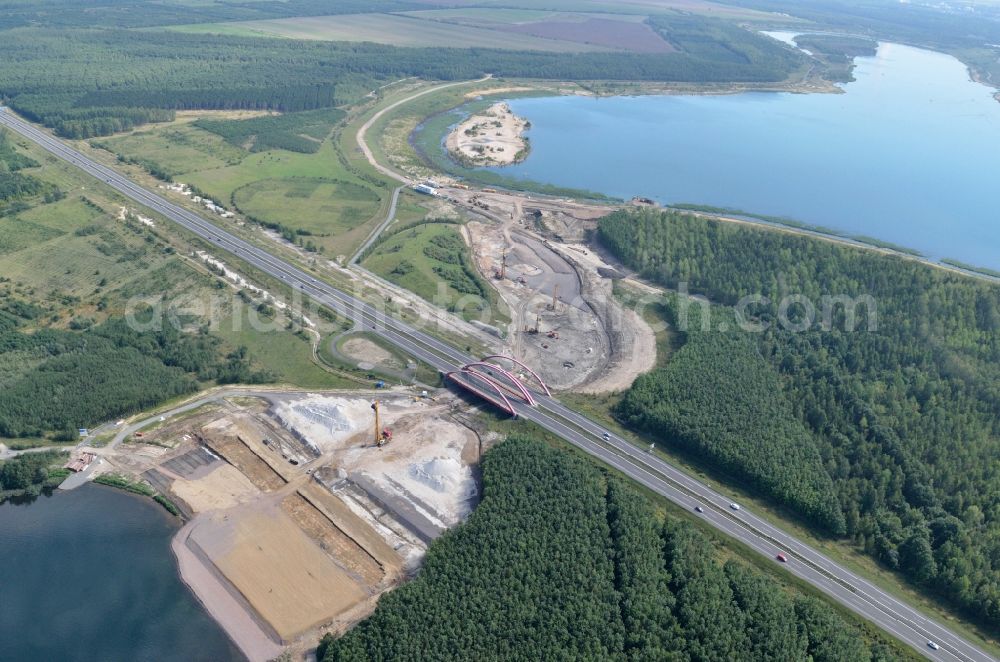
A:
[371, 400, 392, 447]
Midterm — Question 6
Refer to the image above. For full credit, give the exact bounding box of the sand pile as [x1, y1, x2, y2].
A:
[272, 395, 371, 454]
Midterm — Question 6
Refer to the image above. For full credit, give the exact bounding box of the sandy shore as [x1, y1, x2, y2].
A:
[172, 519, 283, 662]
[446, 102, 529, 167]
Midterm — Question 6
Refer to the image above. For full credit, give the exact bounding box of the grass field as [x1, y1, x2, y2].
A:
[181, 139, 388, 258]
[88, 106, 397, 259]
[315, 330, 437, 385]
[232, 177, 380, 240]
[94, 124, 246, 177]
[0, 136, 201, 321]
[213, 303, 356, 390]
[363, 221, 508, 324]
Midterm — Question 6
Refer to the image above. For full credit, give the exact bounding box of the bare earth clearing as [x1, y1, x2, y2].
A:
[340, 337, 396, 368]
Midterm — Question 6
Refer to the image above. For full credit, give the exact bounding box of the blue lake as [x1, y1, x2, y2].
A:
[0, 484, 240, 662]
[493, 42, 1000, 269]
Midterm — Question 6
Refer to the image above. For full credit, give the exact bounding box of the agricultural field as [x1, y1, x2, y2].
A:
[399, 1, 796, 22]
[170, 13, 619, 52]
[400, 9, 678, 53]
[168, 3, 794, 54]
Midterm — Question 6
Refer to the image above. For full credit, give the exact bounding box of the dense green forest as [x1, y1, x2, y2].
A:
[795, 34, 878, 59]
[792, 34, 878, 82]
[619, 325, 845, 534]
[647, 14, 797, 68]
[0, 128, 56, 210]
[0, 310, 272, 438]
[320, 436, 905, 661]
[0, 19, 802, 138]
[194, 108, 346, 154]
[599, 208, 1000, 631]
[0, 450, 67, 502]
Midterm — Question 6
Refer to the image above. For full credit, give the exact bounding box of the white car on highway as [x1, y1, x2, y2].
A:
[729, 502, 741, 511]
[927, 641, 940, 651]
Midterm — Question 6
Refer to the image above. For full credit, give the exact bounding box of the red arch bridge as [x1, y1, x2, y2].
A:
[444, 355, 551, 417]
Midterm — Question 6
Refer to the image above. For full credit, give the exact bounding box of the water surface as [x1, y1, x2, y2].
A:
[0, 484, 240, 662]
[492, 43, 1000, 268]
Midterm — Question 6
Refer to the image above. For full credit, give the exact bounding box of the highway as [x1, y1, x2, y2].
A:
[1, 106, 994, 662]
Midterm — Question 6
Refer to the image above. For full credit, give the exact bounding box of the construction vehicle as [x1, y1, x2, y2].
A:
[547, 327, 560, 339]
[493, 250, 507, 280]
[374, 380, 386, 389]
[524, 313, 540, 335]
[370, 400, 392, 447]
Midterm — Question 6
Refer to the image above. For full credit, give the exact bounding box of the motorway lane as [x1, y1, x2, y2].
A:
[1, 107, 993, 662]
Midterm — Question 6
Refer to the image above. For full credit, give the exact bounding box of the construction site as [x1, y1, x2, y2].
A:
[104, 389, 483, 661]
[451, 186, 658, 393]
[79, 175, 660, 662]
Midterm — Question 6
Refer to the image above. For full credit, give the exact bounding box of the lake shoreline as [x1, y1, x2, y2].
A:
[171, 518, 280, 662]
[456, 43, 1000, 271]
[0, 483, 239, 661]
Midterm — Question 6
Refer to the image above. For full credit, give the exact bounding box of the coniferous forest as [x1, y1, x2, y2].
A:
[0, 311, 273, 438]
[0, 20, 801, 138]
[600, 208, 1000, 632]
[320, 437, 906, 662]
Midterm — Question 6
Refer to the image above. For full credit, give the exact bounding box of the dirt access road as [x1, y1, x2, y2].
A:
[356, 76, 491, 184]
